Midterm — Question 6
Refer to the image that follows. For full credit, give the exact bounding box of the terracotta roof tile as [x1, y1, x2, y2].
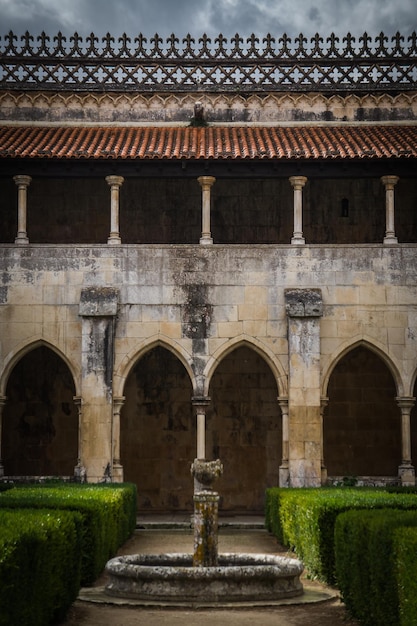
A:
[0, 125, 416, 160]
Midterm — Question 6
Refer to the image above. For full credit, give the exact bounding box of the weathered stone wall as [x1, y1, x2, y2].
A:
[1, 177, 417, 245]
[0, 242, 416, 503]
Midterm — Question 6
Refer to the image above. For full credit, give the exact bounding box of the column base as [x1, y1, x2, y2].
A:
[199, 236, 213, 245]
[291, 236, 305, 245]
[398, 463, 415, 486]
[74, 462, 87, 483]
[112, 463, 124, 483]
[279, 464, 290, 487]
[107, 235, 122, 245]
[15, 235, 29, 245]
[321, 464, 328, 486]
[383, 235, 398, 245]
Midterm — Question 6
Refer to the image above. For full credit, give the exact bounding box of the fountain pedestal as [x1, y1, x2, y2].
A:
[104, 457, 305, 605]
[191, 458, 223, 567]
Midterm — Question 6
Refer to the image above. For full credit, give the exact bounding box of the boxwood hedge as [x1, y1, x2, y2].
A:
[0, 482, 137, 584]
[335, 508, 417, 626]
[0, 508, 83, 626]
[265, 487, 417, 583]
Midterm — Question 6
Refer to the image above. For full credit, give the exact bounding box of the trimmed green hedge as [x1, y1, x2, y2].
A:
[265, 487, 417, 583]
[394, 526, 417, 626]
[0, 482, 137, 584]
[335, 509, 417, 626]
[0, 508, 83, 626]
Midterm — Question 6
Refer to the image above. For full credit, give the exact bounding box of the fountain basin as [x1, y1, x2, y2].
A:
[105, 552, 304, 604]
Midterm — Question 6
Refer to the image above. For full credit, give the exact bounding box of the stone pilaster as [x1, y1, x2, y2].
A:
[13, 174, 31, 245]
[381, 175, 399, 244]
[285, 288, 323, 487]
[396, 396, 415, 486]
[106, 175, 124, 245]
[198, 176, 216, 244]
[289, 176, 307, 245]
[79, 287, 119, 482]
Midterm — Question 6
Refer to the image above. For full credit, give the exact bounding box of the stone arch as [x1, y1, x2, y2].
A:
[120, 342, 195, 512]
[0, 337, 80, 397]
[323, 341, 401, 478]
[203, 335, 288, 397]
[206, 341, 283, 512]
[2, 342, 78, 477]
[321, 336, 403, 399]
[114, 334, 195, 398]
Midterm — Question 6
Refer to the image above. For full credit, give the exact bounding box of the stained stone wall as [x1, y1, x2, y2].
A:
[1, 242, 417, 507]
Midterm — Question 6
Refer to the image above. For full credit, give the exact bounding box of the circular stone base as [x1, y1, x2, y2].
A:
[104, 552, 304, 604]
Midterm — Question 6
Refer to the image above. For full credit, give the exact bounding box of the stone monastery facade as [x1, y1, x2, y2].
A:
[0, 31, 417, 512]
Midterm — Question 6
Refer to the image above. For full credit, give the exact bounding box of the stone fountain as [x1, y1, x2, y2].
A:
[104, 459, 304, 605]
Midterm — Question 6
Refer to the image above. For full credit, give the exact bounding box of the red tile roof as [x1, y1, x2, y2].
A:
[0, 125, 416, 160]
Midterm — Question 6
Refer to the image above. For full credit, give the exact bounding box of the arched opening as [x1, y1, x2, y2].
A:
[324, 346, 400, 477]
[3, 346, 78, 476]
[120, 346, 194, 512]
[207, 346, 281, 513]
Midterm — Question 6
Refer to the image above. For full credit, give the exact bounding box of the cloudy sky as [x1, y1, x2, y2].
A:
[0, 0, 416, 42]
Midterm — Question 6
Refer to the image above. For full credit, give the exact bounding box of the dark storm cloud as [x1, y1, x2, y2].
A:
[0, 0, 416, 40]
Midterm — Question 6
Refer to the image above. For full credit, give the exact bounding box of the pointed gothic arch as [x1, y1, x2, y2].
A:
[206, 343, 283, 512]
[120, 343, 195, 511]
[2, 343, 78, 477]
[323, 342, 401, 478]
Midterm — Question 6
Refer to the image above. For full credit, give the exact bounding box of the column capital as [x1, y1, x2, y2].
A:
[197, 175, 216, 188]
[320, 396, 329, 412]
[13, 174, 32, 187]
[105, 175, 124, 187]
[192, 395, 211, 408]
[289, 175, 307, 189]
[277, 397, 289, 412]
[381, 175, 399, 188]
[396, 396, 416, 411]
[113, 396, 125, 411]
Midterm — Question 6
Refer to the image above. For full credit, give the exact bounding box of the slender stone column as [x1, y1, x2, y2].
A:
[78, 287, 119, 482]
[396, 396, 415, 486]
[13, 175, 31, 245]
[73, 396, 87, 481]
[192, 396, 210, 460]
[320, 396, 329, 485]
[285, 288, 323, 487]
[278, 397, 289, 487]
[112, 396, 125, 482]
[381, 175, 399, 244]
[0, 395, 6, 477]
[197, 176, 216, 244]
[106, 175, 124, 245]
[289, 176, 307, 245]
